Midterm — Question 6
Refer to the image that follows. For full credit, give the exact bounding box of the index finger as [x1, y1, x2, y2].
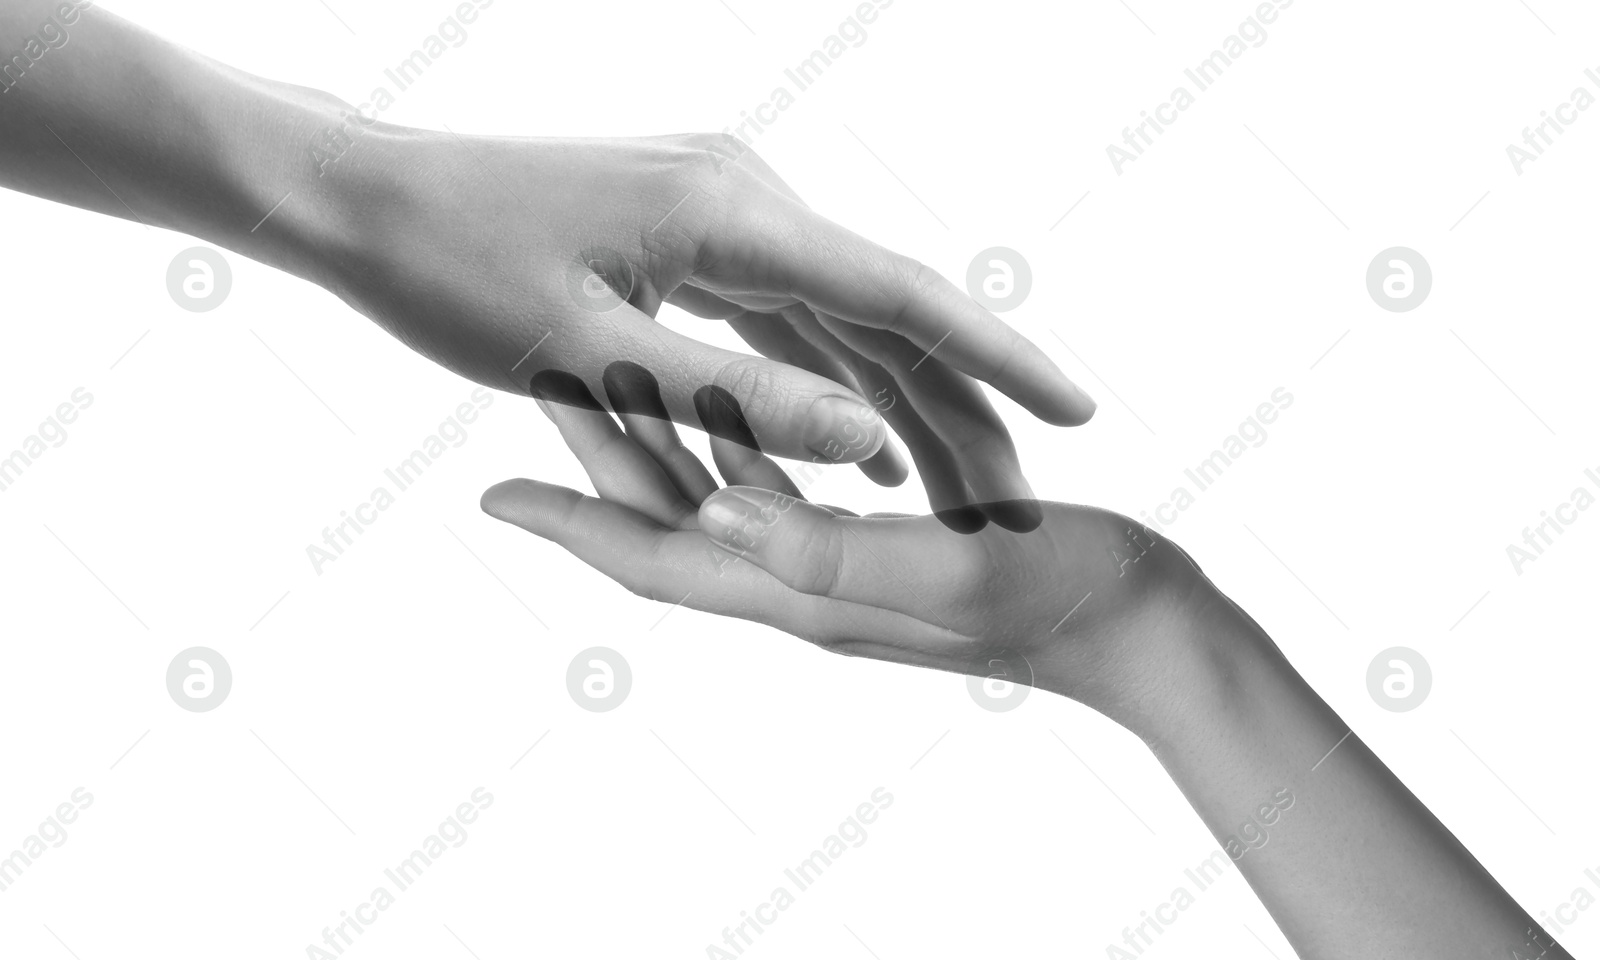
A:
[706, 193, 1097, 427]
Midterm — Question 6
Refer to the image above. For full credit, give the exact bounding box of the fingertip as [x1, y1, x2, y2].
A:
[1028, 380, 1097, 427]
[694, 384, 761, 450]
[699, 485, 806, 555]
[856, 439, 909, 487]
[700, 484, 785, 519]
[529, 369, 606, 411]
[980, 498, 1045, 533]
[1062, 385, 1098, 426]
[479, 478, 528, 520]
[602, 360, 670, 420]
[933, 505, 989, 534]
[698, 488, 754, 555]
[480, 478, 572, 534]
[803, 396, 888, 463]
[708, 434, 806, 500]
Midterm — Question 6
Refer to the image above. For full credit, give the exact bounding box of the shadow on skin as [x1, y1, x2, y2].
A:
[529, 362, 1045, 535]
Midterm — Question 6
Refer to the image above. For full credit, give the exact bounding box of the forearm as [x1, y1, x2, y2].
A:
[0, 1, 382, 285]
[1145, 591, 1564, 959]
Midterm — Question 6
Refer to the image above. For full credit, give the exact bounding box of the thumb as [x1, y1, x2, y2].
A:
[697, 486, 978, 625]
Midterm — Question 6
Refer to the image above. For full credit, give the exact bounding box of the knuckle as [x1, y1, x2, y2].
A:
[779, 521, 844, 598]
[884, 258, 938, 333]
[713, 356, 786, 424]
[593, 427, 636, 463]
[987, 344, 1018, 386]
[907, 259, 941, 294]
[617, 532, 674, 600]
[710, 131, 755, 161]
[675, 132, 759, 187]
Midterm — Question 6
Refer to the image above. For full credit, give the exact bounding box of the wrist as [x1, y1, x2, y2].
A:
[1101, 580, 1272, 747]
[208, 82, 418, 291]
[1028, 526, 1262, 744]
[1140, 587, 1346, 791]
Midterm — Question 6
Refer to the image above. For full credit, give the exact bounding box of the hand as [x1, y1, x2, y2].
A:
[482, 387, 1575, 960]
[323, 127, 1095, 524]
[0, 3, 1092, 527]
[479, 378, 1210, 738]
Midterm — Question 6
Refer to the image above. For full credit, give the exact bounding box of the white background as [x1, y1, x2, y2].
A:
[2, 1, 1598, 957]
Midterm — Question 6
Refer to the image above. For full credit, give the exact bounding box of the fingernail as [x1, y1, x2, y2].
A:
[701, 488, 787, 554]
[804, 397, 885, 462]
[700, 492, 752, 552]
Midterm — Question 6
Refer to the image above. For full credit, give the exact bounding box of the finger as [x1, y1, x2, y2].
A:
[668, 284, 908, 485]
[697, 485, 989, 623]
[866, 392, 987, 533]
[780, 305, 984, 531]
[813, 312, 1043, 533]
[529, 370, 695, 529]
[705, 136, 807, 206]
[602, 360, 718, 508]
[697, 386, 806, 499]
[665, 283, 745, 321]
[703, 194, 1096, 426]
[853, 442, 909, 487]
[710, 434, 805, 499]
[480, 478, 977, 656]
[665, 279, 796, 324]
[721, 307, 909, 487]
[531, 301, 888, 464]
[483, 477, 766, 615]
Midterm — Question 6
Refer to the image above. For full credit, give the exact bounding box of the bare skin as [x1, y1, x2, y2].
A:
[482, 394, 1572, 960]
[0, 1, 1095, 519]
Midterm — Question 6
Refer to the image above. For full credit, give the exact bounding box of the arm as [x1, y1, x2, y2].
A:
[479, 383, 1567, 960]
[1153, 595, 1564, 959]
[0, 1, 348, 279]
[0, 1, 1095, 517]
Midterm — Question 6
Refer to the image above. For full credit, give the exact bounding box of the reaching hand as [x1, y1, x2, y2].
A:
[480, 380, 1572, 960]
[479, 375, 1204, 736]
[0, 0, 1093, 522]
[328, 129, 1095, 522]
